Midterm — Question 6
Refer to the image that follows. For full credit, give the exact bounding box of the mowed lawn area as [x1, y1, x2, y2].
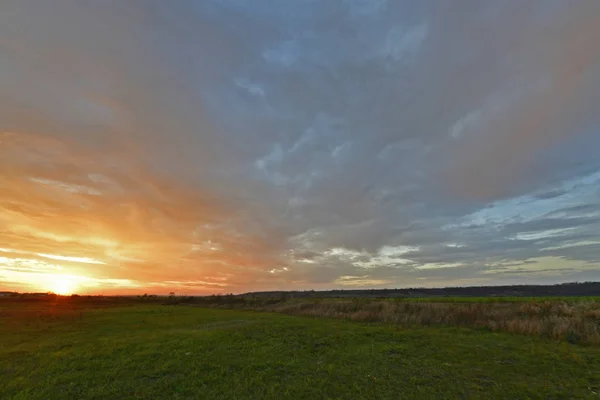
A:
[1, 300, 600, 399]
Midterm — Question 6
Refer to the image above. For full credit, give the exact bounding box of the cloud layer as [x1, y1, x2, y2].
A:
[1, 0, 600, 294]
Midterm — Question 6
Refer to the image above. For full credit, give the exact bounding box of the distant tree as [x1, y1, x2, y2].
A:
[169, 292, 175, 297]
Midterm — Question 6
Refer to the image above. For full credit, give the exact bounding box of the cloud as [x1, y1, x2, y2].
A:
[1, 1, 600, 293]
[438, 1, 600, 200]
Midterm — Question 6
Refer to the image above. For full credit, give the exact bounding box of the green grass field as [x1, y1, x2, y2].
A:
[185, 295, 600, 344]
[387, 296, 600, 303]
[2, 300, 600, 399]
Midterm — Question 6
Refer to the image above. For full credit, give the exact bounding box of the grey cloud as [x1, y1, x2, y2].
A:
[543, 244, 600, 264]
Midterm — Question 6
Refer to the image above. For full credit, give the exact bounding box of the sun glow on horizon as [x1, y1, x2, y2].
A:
[49, 275, 78, 295]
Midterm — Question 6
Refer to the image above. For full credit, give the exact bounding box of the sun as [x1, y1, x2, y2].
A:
[50, 275, 78, 295]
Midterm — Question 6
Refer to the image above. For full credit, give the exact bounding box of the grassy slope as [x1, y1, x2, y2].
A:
[1, 303, 600, 399]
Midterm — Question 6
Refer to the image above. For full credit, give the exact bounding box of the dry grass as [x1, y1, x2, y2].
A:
[244, 298, 600, 345]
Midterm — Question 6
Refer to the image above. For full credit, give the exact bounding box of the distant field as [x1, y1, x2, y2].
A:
[1, 299, 600, 399]
[388, 296, 600, 303]
[180, 294, 600, 345]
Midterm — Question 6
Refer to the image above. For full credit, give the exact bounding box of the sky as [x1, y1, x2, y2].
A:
[1, 0, 600, 295]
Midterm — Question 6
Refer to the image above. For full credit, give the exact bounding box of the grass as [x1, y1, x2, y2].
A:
[188, 296, 600, 345]
[1, 300, 600, 399]
[386, 296, 600, 303]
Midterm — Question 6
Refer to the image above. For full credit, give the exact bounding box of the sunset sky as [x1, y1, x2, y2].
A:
[2, 1, 600, 295]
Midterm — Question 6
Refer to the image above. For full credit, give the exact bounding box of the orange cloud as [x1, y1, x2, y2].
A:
[0, 130, 282, 294]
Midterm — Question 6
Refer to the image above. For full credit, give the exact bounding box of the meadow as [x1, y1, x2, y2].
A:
[175, 294, 600, 345]
[1, 297, 600, 399]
